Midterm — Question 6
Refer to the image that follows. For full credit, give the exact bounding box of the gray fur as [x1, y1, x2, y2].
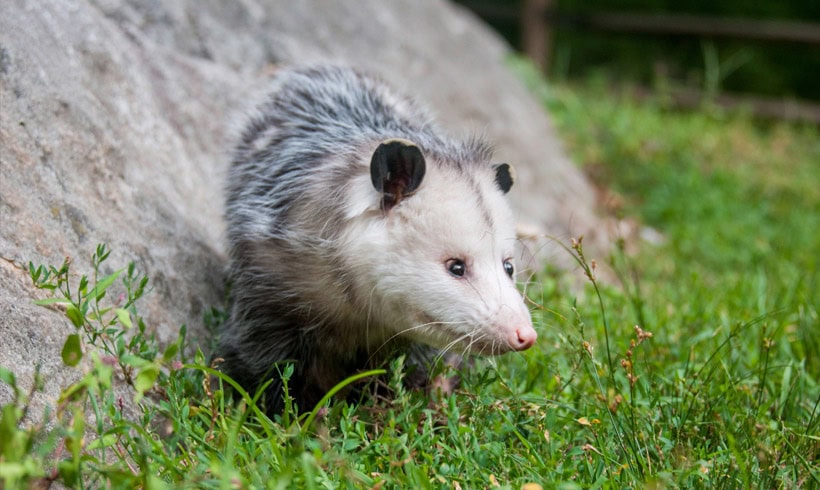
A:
[219, 66, 528, 414]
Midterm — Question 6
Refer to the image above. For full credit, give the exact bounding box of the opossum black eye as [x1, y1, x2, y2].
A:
[503, 260, 514, 278]
[446, 259, 466, 278]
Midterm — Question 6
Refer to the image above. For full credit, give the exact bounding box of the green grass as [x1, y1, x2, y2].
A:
[2, 72, 818, 488]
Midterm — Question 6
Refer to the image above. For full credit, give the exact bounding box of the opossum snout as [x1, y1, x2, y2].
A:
[507, 323, 538, 351]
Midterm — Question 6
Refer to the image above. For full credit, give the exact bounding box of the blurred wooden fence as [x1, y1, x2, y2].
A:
[460, 0, 820, 123]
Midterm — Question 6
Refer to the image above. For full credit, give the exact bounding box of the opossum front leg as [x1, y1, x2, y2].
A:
[427, 354, 463, 397]
[404, 344, 463, 397]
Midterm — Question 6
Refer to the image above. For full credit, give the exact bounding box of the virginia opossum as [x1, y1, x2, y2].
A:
[218, 65, 536, 414]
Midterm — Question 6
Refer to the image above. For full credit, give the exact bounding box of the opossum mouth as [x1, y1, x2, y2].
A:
[417, 312, 511, 356]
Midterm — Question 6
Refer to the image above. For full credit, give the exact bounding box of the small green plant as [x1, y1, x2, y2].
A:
[0, 365, 53, 487]
[28, 245, 181, 401]
[0, 245, 187, 488]
[1, 246, 392, 488]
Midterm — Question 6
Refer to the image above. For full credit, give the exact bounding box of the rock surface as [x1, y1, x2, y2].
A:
[0, 0, 604, 410]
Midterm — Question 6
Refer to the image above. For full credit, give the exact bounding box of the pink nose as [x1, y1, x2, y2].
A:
[510, 325, 537, 351]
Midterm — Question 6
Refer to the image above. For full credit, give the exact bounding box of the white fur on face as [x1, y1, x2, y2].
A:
[343, 163, 533, 355]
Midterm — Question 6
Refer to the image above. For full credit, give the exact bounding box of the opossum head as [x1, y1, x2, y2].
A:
[348, 139, 536, 355]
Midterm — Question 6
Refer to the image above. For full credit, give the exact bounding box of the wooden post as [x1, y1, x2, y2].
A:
[522, 0, 552, 73]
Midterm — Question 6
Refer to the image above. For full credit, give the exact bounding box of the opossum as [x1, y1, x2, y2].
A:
[218, 66, 536, 414]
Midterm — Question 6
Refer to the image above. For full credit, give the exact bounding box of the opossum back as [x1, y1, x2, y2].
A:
[225, 67, 437, 241]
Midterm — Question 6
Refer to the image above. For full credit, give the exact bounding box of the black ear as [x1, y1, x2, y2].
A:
[493, 163, 514, 194]
[370, 139, 426, 210]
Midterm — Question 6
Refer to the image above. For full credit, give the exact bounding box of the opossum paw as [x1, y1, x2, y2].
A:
[428, 372, 459, 398]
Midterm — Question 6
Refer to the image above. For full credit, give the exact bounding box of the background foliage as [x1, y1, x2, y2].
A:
[459, 0, 820, 100]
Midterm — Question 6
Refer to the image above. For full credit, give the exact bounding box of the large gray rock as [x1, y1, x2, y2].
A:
[0, 0, 604, 410]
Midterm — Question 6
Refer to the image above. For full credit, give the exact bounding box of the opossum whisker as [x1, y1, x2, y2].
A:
[365, 319, 466, 365]
[430, 342, 459, 372]
[459, 334, 479, 358]
[461, 330, 492, 359]
[425, 332, 476, 385]
[364, 282, 380, 355]
[433, 333, 471, 366]
[484, 351, 500, 369]
[469, 331, 494, 356]
[448, 328, 479, 358]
